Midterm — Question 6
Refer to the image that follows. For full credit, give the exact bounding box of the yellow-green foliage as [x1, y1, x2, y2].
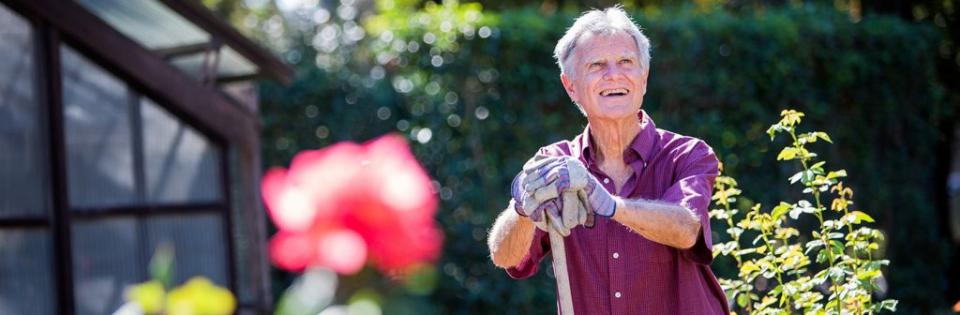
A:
[710, 110, 897, 314]
[126, 277, 236, 315]
[124, 246, 236, 315]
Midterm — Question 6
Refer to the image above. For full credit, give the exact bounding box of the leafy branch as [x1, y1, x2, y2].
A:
[711, 110, 897, 314]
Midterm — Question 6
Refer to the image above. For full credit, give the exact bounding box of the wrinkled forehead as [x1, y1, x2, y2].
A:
[572, 31, 640, 61]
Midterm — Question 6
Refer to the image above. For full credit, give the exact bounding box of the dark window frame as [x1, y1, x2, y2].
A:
[0, 1, 256, 313]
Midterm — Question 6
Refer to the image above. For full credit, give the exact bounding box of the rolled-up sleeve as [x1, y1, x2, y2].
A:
[505, 228, 551, 279]
[660, 140, 719, 265]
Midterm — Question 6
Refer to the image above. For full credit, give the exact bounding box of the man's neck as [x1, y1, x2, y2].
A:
[587, 115, 641, 169]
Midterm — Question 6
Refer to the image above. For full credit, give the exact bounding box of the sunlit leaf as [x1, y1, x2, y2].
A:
[777, 147, 798, 161]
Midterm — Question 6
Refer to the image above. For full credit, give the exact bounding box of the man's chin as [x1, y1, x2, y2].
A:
[588, 103, 640, 119]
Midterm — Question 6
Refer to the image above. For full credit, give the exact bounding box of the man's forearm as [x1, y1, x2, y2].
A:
[488, 203, 537, 268]
[611, 197, 701, 249]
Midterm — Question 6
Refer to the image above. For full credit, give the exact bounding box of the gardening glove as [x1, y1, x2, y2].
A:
[520, 156, 599, 230]
[511, 155, 591, 235]
[512, 156, 560, 215]
[523, 156, 618, 218]
[526, 190, 590, 236]
[561, 189, 594, 231]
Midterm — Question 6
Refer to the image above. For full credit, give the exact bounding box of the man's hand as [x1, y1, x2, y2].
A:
[510, 155, 593, 236]
[523, 156, 619, 218]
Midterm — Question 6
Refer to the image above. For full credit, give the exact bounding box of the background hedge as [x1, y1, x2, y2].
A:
[251, 3, 957, 314]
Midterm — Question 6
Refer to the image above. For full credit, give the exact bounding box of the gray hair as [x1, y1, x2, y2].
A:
[553, 6, 651, 76]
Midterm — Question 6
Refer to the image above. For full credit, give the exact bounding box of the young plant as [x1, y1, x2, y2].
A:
[118, 245, 236, 315]
[710, 110, 897, 314]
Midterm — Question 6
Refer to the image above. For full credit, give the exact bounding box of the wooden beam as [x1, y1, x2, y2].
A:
[216, 72, 262, 84]
[153, 41, 217, 60]
[39, 24, 77, 315]
[0, 217, 49, 228]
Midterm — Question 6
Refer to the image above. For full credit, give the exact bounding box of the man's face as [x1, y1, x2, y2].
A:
[561, 32, 649, 120]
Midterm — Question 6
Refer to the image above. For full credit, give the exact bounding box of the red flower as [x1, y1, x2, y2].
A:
[261, 134, 442, 274]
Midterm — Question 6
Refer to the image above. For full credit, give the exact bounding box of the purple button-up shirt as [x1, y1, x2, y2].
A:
[506, 111, 729, 315]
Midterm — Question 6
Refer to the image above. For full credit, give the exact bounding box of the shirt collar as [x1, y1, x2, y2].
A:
[574, 110, 660, 170]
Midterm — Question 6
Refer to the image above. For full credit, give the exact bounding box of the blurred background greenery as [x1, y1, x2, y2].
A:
[202, 0, 959, 313]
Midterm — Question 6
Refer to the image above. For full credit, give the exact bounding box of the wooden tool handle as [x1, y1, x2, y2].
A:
[547, 216, 575, 315]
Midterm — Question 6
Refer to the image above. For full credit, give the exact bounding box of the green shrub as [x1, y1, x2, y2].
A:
[257, 3, 954, 313]
[711, 110, 897, 314]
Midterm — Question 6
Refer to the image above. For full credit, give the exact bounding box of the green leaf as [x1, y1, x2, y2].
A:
[879, 299, 898, 311]
[810, 161, 826, 172]
[815, 132, 833, 143]
[149, 243, 175, 288]
[850, 210, 875, 223]
[757, 295, 778, 309]
[812, 269, 829, 284]
[275, 268, 337, 315]
[739, 261, 760, 279]
[829, 240, 844, 259]
[125, 280, 165, 314]
[826, 170, 847, 179]
[789, 171, 803, 184]
[767, 124, 781, 140]
[804, 240, 824, 254]
[816, 249, 829, 263]
[771, 202, 792, 220]
[736, 292, 750, 308]
[780, 109, 805, 126]
[727, 227, 744, 238]
[777, 147, 798, 161]
[856, 269, 881, 281]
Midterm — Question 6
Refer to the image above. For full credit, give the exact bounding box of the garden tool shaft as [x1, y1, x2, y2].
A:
[547, 215, 575, 315]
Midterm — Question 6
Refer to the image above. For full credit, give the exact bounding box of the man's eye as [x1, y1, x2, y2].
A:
[619, 59, 633, 65]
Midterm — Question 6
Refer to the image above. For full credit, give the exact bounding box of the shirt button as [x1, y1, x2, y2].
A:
[612, 252, 620, 259]
[603, 178, 610, 184]
[614, 291, 622, 298]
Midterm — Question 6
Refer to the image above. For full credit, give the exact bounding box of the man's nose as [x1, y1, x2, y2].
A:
[602, 63, 625, 80]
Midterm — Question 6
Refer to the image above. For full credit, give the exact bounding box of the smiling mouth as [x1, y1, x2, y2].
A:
[599, 88, 630, 97]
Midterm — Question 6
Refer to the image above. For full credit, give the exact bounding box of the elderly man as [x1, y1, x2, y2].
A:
[487, 7, 729, 315]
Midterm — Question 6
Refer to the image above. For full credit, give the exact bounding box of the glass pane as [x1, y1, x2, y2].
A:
[237, 307, 261, 315]
[0, 3, 48, 217]
[145, 213, 227, 286]
[71, 218, 140, 315]
[168, 47, 257, 81]
[62, 46, 138, 209]
[168, 52, 210, 81]
[142, 98, 222, 204]
[0, 228, 55, 315]
[74, 0, 210, 50]
[220, 47, 258, 78]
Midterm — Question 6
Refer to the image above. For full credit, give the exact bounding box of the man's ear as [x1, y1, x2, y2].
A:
[639, 66, 650, 97]
[560, 73, 578, 103]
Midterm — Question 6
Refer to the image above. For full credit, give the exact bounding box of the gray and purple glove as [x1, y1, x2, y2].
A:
[522, 156, 618, 218]
[511, 155, 593, 236]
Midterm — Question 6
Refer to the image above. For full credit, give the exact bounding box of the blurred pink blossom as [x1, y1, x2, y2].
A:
[262, 134, 442, 274]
